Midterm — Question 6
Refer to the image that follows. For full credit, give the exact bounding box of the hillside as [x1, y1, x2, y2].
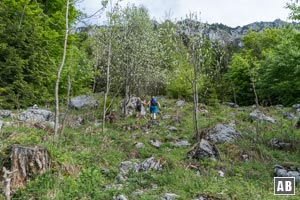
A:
[177, 18, 295, 47]
[1, 97, 300, 199]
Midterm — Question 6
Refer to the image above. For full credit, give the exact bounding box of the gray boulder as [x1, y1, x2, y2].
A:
[170, 140, 191, 147]
[136, 156, 166, 172]
[187, 139, 219, 160]
[166, 126, 177, 131]
[205, 124, 241, 144]
[296, 108, 300, 116]
[274, 165, 300, 183]
[114, 194, 128, 200]
[162, 114, 171, 120]
[176, 100, 185, 107]
[270, 138, 292, 149]
[119, 161, 139, 175]
[292, 104, 300, 109]
[0, 110, 12, 118]
[284, 112, 295, 120]
[134, 142, 145, 148]
[121, 96, 146, 116]
[69, 95, 98, 110]
[250, 109, 276, 123]
[222, 102, 239, 108]
[0, 120, 3, 130]
[150, 140, 161, 148]
[162, 193, 180, 200]
[18, 107, 53, 122]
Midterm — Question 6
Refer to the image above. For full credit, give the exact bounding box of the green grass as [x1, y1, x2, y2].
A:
[1, 99, 300, 199]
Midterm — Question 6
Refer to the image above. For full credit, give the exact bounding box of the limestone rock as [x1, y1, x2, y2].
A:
[222, 102, 239, 108]
[114, 194, 128, 200]
[162, 193, 180, 200]
[134, 142, 145, 148]
[176, 100, 185, 107]
[150, 140, 161, 148]
[205, 124, 241, 144]
[170, 140, 191, 147]
[292, 104, 300, 109]
[18, 107, 53, 122]
[119, 161, 139, 175]
[0, 110, 12, 118]
[187, 139, 219, 160]
[69, 95, 98, 110]
[250, 109, 276, 123]
[166, 126, 177, 131]
[136, 157, 166, 172]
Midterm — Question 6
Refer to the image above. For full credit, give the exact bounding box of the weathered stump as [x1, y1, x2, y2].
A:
[10, 145, 51, 190]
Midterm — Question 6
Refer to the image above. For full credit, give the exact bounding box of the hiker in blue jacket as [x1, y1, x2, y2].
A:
[147, 96, 160, 120]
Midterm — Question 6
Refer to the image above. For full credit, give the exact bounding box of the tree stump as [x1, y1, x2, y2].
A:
[10, 145, 51, 190]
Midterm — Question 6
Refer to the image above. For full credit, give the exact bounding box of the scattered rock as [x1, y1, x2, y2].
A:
[199, 108, 209, 115]
[166, 126, 177, 131]
[119, 161, 139, 175]
[101, 168, 110, 175]
[149, 120, 160, 126]
[162, 114, 171, 120]
[69, 116, 85, 127]
[276, 104, 284, 108]
[172, 117, 182, 124]
[134, 142, 145, 148]
[0, 120, 3, 130]
[176, 100, 185, 107]
[18, 107, 54, 122]
[193, 194, 222, 200]
[205, 124, 241, 144]
[270, 138, 292, 149]
[222, 102, 239, 108]
[170, 140, 191, 147]
[274, 165, 300, 183]
[159, 97, 167, 102]
[114, 194, 128, 200]
[296, 108, 300, 116]
[250, 109, 276, 123]
[218, 170, 224, 178]
[187, 139, 219, 160]
[162, 193, 180, 200]
[284, 112, 295, 120]
[136, 157, 166, 172]
[0, 110, 12, 118]
[150, 140, 161, 148]
[69, 95, 98, 110]
[241, 152, 249, 161]
[104, 184, 123, 190]
[292, 104, 300, 109]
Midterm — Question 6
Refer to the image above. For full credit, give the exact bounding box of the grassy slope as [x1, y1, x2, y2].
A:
[1, 98, 300, 200]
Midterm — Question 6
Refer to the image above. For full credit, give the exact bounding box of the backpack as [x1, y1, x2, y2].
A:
[150, 98, 158, 106]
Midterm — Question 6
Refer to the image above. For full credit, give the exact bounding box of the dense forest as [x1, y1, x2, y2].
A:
[1, 0, 300, 199]
[1, 0, 300, 110]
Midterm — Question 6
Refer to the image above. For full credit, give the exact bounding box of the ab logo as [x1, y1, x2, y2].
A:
[274, 177, 295, 195]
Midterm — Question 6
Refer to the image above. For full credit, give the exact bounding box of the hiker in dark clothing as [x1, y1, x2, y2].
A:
[136, 97, 142, 118]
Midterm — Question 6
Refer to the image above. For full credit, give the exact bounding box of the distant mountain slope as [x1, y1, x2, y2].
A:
[177, 18, 296, 47]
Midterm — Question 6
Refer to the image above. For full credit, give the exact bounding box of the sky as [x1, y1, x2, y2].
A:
[76, 0, 292, 27]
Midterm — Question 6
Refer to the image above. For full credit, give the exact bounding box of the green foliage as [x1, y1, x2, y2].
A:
[226, 28, 300, 106]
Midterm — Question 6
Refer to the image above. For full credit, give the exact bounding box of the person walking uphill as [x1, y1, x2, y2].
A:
[148, 96, 160, 120]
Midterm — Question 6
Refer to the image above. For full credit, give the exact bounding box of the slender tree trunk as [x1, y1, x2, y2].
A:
[193, 80, 200, 139]
[252, 81, 259, 107]
[102, 33, 112, 132]
[54, 0, 69, 138]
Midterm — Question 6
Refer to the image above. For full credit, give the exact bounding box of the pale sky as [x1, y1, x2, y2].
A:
[76, 0, 292, 27]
